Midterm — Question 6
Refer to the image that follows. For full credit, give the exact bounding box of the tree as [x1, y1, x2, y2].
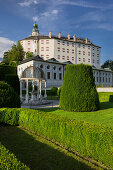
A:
[101, 60, 113, 71]
[26, 52, 33, 58]
[60, 64, 100, 112]
[2, 41, 25, 65]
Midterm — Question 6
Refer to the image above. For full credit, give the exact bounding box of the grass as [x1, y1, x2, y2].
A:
[0, 125, 100, 170]
[38, 102, 113, 129]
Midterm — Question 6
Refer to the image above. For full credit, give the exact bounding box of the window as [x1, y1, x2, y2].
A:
[97, 77, 98, 82]
[46, 40, 49, 44]
[59, 67, 61, 71]
[57, 47, 60, 52]
[72, 43, 74, 47]
[88, 46, 90, 49]
[57, 55, 60, 59]
[28, 48, 30, 52]
[78, 51, 81, 54]
[41, 40, 44, 44]
[47, 65, 50, 69]
[88, 52, 90, 56]
[47, 72, 50, 79]
[53, 66, 56, 70]
[62, 41, 65, 45]
[57, 40, 60, 45]
[83, 58, 85, 62]
[83, 51, 85, 55]
[62, 56, 65, 60]
[46, 47, 49, 51]
[62, 48, 65, 52]
[40, 64, 43, 69]
[41, 47, 44, 51]
[46, 55, 49, 59]
[54, 73, 56, 79]
[59, 73, 62, 80]
[93, 60, 95, 63]
[67, 42, 69, 46]
[78, 44, 80, 48]
[67, 56, 69, 60]
[83, 45, 85, 48]
[72, 49, 74, 54]
[88, 59, 90, 62]
[67, 49, 69, 53]
[72, 57, 74, 60]
[97, 60, 99, 64]
[78, 58, 81, 61]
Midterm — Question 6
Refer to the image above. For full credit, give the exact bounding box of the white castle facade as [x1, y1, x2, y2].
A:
[17, 22, 113, 89]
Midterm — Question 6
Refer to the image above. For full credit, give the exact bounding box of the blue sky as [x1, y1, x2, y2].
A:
[0, 0, 113, 64]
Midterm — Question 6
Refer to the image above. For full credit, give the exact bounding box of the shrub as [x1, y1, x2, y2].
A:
[0, 108, 113, 169]
[109, 95, 113, 102]
[0, 65, 16, 81]
[60, 64, 100, 112]
[0, 143, 29, 169]
[50, 87, 58, 95]
[0, 82, 20, 108]
[5, 74, 20, 95]
[57, 86, 62, 98]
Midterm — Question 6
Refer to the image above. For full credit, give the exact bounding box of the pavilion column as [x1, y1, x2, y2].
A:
[31, 80, 35, 101]
[25, 79, 29, 103]
[44, 80, 47, 98]
[20, 80, 22, 101]
[37, 80, 39, 99]
[39, 80, 42, 100]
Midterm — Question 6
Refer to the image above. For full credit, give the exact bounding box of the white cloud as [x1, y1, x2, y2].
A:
[52, 10, 58, 14]
[18, 0, 38, 7]
[0, 37, 14, 58]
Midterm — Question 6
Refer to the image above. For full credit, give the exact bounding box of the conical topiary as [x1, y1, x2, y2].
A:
[60, 64, 100, 112]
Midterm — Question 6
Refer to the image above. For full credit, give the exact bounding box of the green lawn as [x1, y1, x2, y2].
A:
[0, 125, 100, 170]
[38, 102, 113, 129]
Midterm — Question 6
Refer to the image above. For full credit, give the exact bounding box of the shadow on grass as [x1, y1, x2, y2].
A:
[100, 102, 113, 110]
[0, 125, 95, 170]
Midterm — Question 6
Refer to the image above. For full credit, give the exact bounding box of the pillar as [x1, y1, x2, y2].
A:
[31, 80, 35, 101]
[39, 80, 42, 99]
[37, 80, 39, 99]
[44, 80, 47, 98]
[25, 79, 29, 103]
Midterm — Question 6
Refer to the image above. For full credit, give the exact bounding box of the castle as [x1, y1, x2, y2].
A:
[17, 22, 113, 89]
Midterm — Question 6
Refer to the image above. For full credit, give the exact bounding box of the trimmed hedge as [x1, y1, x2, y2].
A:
[109, 95, 113, 102]
[0, 143, 29, 169]
[0, 108, 113, 169]
[60, 64, 100, 112]
[0, 82, 20, 108]
[0, 65, 16, 81]
[5, 74, 20, 95]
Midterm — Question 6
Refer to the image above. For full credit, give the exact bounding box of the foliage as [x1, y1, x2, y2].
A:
[0, 143, 29, 169]
[50, 87, 58, 95]
[2, 42, 25, 65]
[101, 60, 113, 71]
[109, 95, 113, 102]
[0, 108, 113, 169]
[26, 52, 33, 58]
[60, 64, 100, 112]
[0, 65, 16, 81]
[57, 86, 62, 98]
[98, 92, 113, 102]
[0, 82, 20, 108]
[5, 74, 20, 95]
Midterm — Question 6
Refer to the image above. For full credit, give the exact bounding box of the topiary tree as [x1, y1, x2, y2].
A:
[0, 81, 20, 108]
[60, 64, 100, 112]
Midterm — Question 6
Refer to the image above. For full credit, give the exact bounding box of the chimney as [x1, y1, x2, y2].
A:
[73, 34, 76, 41]
[49, 31, 52, 38]
[86, 37, 88, 43]
[68, 33, 70, 40]
[58, 32, 61, 38]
